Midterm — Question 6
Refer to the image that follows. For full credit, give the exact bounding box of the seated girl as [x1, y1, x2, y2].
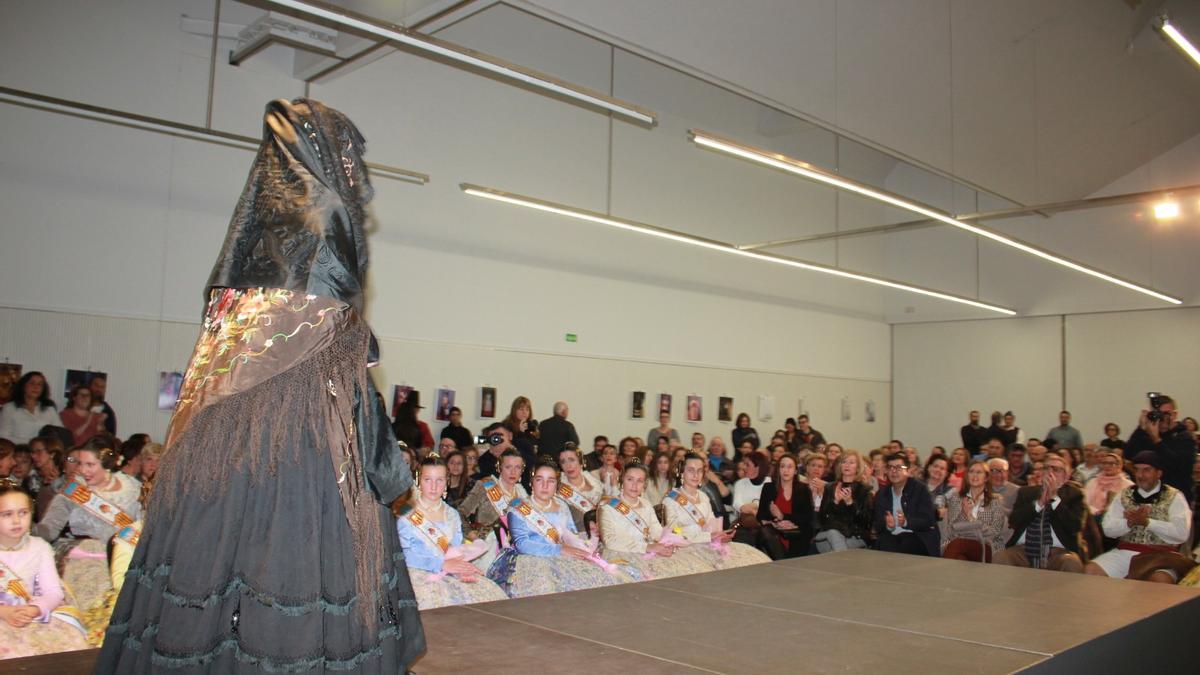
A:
[663, 453, 771, 569]
[33, 439, 141, 618]
[555, 445, 602, 534]
[598, 462, 716, 580]
[457, 449, 528, 572]
[487, 459, 629, 598]
[397, 456, 507, 609]
[0, 484, 88, 659]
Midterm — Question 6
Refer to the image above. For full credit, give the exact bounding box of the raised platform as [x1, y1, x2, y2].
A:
[9, 550, 1199, 673]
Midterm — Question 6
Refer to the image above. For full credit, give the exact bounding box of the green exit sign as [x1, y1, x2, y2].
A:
[565, 333, 578, 343]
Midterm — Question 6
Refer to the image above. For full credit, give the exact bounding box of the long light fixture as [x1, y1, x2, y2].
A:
[689, 129, 1183, 305]
[460, 183, 1017, 316]
[0, 86, 430, 185]
[1157, 15, 1200, 68]
[252, 0, 657, 126]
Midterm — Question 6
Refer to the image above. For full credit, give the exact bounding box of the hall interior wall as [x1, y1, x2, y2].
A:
[0, 0, 891, 446]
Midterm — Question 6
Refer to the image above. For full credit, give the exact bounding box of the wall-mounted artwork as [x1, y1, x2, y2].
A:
[841, 396, 851, 422]
[687, 395, 702, 422]
[631, 391, 645, 419]
[658, 393, 672, 415]
[865, 399, 876, 423]
[480, 386, 497, 418]
[157, 371, 183, 411]
[718, 396, 733, 422]
[435, 388, 455, 421]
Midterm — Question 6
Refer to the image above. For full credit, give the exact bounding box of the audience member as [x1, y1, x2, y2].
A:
[590, 444, 621, 498]
[1073, 443, 1100, 484]
[392, 397, 432, 457]
[993, 453, 1086, 572]
[1006, 443, 1030, 485]
[1100, 422, 1125, 451]
[731, 453, 769, 524]
[474, 422, 513, 480]
[998, 411, 1025, 446]
[1085, 451, 1192, 583]
[0, 372, 60, 444]
[731, 413, 760, 450]
[586, 435, 607, 470]
[1083, 449, 1132, 517]
[960, 410, 988, 457]
[1124, 394, 1195, 505]
[924, 455, 953, 508]
[0, 439, 15, 479]
[985, 411, 1005, 445]
[647, 411, 680, 449]
[757, 453, 813, 559]
[642, 450, 674, 506]
[795, 414, 826, 448]
[443, 450, 474, 508]
[947, 447, 969, 489]
[904, 446, 923, 480]
[987, 458, 1019, 515]
[1046, 410, 1083, 451]
[537, 401, 579, 456]
[439, 406, 473, 452]
[502, 396, 539, 470]
[10, 445, 33, 486]
[873, 453, 939, 557]
[815, 451, 872, 552]
[940, 460, 1008, 562]
[86, 375, 116, 435]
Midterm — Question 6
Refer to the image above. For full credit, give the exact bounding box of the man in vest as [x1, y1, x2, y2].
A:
[1085, 451, 1193, 583]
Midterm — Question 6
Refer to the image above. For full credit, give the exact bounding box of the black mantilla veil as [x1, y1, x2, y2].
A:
[94, 99, 424, 673]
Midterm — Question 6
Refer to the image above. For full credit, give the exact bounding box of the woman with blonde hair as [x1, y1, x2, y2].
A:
[815, 451, 873, 552]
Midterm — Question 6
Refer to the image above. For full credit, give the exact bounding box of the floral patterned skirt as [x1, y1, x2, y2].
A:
[486, 549, 631, 598]
[407, 568, 508, 610]
[0, 612, 89, 659]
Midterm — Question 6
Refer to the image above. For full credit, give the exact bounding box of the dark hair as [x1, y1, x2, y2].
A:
[1006, 442, 1026, 458]
[619, 458, 648, 480]
[443, 450, 469, 498]
[557, 445, 584, 464]
[797, 414, 809, 422]
[593, 435, 608, 444]
[682, 451, 706, 466]
[120, 436, 148, 464]
[0, 438, 14, 460]
[76, 436, 122, 470]
[885, 452, 907, 465]
[770, 453, 804, 495]
[38, 425, 73, 449]
[735, 413, 751, 428]
[924, 454, 949, 472]
[1104, 422, 1121, 435]
[498, 448, 523, 465]
[68, 384, 93, 406]
[483, 422, 505, 436]
[889, 439, 904, 448]
[959, 459, 995, 506]
[31, 435, 66, 472]
[1153, 395, 1175, 408]
[419, 454, 447, 470]
[501, 396, 533, 433]
[0, 483, 33, 509]
[14, 371, 54, 411]
[743, 452, 768, 476]
[532, 457, 560, 477]
[448, 406, 461, 415]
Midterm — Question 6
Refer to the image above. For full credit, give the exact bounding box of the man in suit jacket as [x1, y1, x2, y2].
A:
[993, 452, 1087, 572]
[537, 401, 580, 457]
[873, 452, 940, 557]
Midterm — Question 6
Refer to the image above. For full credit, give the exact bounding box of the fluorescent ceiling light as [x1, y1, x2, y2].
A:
[1158, 16, 1200, 68]
[0, 86, 430, 185]
[1153, 201, 1180, 220]
[460, 183, 1017, 316]
[255, 0, 657, 126]
[689, 129, 1183, 306]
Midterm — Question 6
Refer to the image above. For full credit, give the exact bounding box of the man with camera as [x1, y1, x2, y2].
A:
[473, 422, 515, 481]
[1126, 393, 1195, 505]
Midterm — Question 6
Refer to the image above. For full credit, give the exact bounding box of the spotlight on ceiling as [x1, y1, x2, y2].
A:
[1153, 200, 1181, 220]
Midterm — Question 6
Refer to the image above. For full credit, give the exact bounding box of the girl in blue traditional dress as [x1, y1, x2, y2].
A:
[487, 459, 630, 597]
[397, 456, 507, 609]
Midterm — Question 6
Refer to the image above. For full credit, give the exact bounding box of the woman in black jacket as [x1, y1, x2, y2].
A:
[731, 413, 760, 451]
[756, 453, 812, 559]
[815, 450, 874, 551]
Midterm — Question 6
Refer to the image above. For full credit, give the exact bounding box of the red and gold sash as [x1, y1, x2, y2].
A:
[510, 497, 561, 544]
[403, 506, 451, 554]
[62, 480, 140, 545]
[481, 478, 515, 517]
[605, 498, 652, 542]
[666, 489, 707, 528]
[557, 483, 594, 512]
[0, 558, 32, 602]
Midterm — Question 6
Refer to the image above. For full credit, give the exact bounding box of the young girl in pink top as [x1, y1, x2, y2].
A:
[0, 484, 87, 659]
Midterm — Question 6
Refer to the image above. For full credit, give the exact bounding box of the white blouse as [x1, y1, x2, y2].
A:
[663, 489, 717, 543]
[599, 498, 662, 554]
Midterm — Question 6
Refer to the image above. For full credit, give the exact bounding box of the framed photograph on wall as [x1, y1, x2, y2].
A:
[434, 388, 456, 421]
[0, 363, 22, 406]
[865, 399, 876, 423]
[631, 391, 645, 419]
[391, 385, 414, 419]
[157, 371, 183, 411]
[480, 386, 497, 418]
[686, 395, 702, 422]
[658, 393, 672, 415]
[718, 396, 733, 422]
[840, 396, 851, 422]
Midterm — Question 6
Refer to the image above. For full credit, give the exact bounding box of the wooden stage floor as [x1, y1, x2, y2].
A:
[9, 549, 1199, 673]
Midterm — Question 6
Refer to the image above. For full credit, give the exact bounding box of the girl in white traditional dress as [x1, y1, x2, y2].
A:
[396, 456, 507, 609]
[556, 445, 602, 534]
[598, 462, 716, 580]
[0, 484, 88, 659]
[487, 459, 629, 598]
[663, 453, 772, 569]
[457, 449, 528, 571]
[33, 440, 142, 619]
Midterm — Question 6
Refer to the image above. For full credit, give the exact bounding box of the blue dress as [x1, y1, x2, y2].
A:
[396, 503, 507, 610]
[486, 497, 628, 598]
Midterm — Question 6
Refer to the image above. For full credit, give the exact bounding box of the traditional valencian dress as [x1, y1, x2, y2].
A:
[396, 500, 507, 609]
[34, 472, 142, 628]
[486, 496, 629, 598]
[662, 488, 771, 569]
[0, 534, 88, 659]
[456, 477, 527, 571]
[95, 99, 424, 673]
[598, 497, 715, 579]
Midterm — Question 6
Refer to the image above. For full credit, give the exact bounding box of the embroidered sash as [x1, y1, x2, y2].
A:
[557, 483, 595, 512]
[605, 498, 652, 542]
[403, 506, 451, 554]
[509, 497, 561, 545]
[0, 558, 32, 602]
[0, 558, 86, 633]
[62, 480, 140, 545]
[666, 489, 707, 528]
[481, 478, 515, 517]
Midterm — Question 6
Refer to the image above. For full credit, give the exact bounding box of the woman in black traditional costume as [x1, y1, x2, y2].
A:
[95, 99, 425, 672]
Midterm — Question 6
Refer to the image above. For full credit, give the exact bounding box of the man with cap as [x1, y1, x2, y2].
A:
[1084, 451, 1193, 583]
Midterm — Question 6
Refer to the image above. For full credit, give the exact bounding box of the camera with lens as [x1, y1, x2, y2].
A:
[474, 432, 505, 447]
[1147, 392, 1165, 422]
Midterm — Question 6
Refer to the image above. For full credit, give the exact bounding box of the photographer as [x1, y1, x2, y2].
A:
[1126, 393, 1196, 505]
[473, 423, 514, 480]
